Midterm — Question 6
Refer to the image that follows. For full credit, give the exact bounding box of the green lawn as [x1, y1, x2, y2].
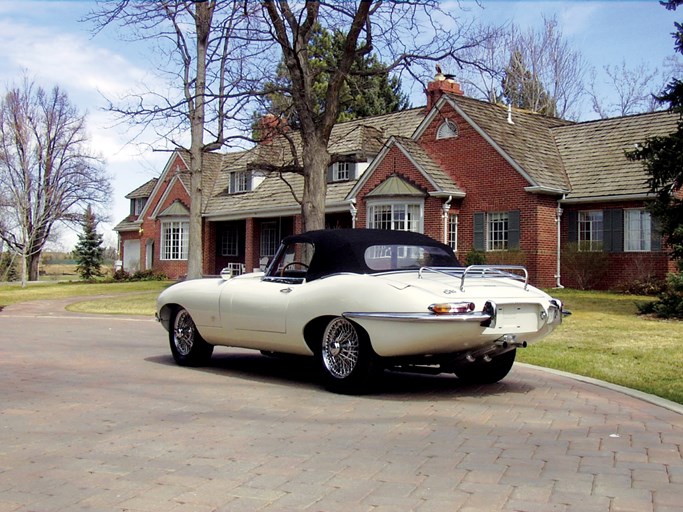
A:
[2, 282, 681, 404]
[0, 281, 171, 311]
[518, 289, 683, 405]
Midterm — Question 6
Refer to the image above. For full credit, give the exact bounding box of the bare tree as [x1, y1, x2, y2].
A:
[588, 60, 665, 118]
[457, 16, 586, 120]
[90, 0, 493, 255]
[88, 0, 266, 279]
[260, 1, 494, 232]
[0, 78, 111, 285]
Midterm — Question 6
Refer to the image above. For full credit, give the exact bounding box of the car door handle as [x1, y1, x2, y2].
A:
[280, 287, 292, 294]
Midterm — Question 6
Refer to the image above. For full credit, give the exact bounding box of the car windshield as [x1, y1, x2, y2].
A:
[265, 242, 314, 281]
[364, 244, 456, 271]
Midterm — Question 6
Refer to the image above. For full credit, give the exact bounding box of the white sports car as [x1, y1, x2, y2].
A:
[156, 229, 566, 393]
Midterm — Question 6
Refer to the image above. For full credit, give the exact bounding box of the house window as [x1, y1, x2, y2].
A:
[229, 171, 251, 193]
[161, 220, 189, 260]
[487, 212, 509, 251]
[335, 162, 350, 181]
[220, 227, 239, 256]
[473, 211, 520, 252]
[448, 213, 458, 251]
[624, 209, 651, 252]
[367, 202, 423, 232]
[132, 197, 146, 216]
[436, 119, 458, 140]
[579, 210, 603, 251]
[328, 162, 354, 183]
[260, 221, 280, 258]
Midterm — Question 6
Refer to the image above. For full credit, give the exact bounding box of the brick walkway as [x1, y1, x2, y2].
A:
[1, 300, 681, 511]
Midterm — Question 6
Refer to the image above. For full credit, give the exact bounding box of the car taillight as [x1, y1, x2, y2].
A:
[429, 302, 475, 315]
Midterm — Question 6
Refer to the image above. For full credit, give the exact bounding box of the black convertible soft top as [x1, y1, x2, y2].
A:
[279, 228, 460, 281]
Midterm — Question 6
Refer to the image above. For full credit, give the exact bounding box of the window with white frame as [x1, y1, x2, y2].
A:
[260, 221, 280, 258]
[367, 202, 423, 232]
[161, 220, 189, 260]
[229, 171, 251, 193]
[473, 211, 520, 252]
[578, 210, 603, 251]
[132, 197, 146, 216]
[448, 213, 458, 251]
[436, 119, 458, 140]
[333, 162, 350, 181]
[220, 227, 239, 256]
[624, 209, 651, 252]
[487, 212, 509, 251]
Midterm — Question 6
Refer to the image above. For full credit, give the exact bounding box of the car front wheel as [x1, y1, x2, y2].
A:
[455, 349, 516, 384]
[169, 307, 214, 366]
[319, 317, 375, 394]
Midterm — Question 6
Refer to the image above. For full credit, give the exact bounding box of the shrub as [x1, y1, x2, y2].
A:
[621, 276, 667, 296]
[0, 252, 19, 281]
[111, 268, 167, 282]
[636, 272, 683, 319]
[131, 269, 167, 281]
[112, 269, 131, 281]
[561, 243, 609, 290]
[464, 248, 486, 266]
[485, 249, 526, 266]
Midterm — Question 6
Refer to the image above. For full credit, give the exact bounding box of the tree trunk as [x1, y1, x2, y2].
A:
[186, 154, 204, 279]
[300, 135, 330, 232]
[27, 252, 40, 282]
[185, 1, 212, 280]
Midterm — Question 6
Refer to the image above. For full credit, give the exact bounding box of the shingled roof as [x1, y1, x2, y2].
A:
[551, 110, 679, 201]
[202, 108, 427, 218]
[124, 178, 158, 199]
[118, 87, 680, 231]
[440, 94, 574, 192]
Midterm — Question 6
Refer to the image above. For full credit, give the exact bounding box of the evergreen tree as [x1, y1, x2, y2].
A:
[629, 0, 683, 263]
[259, 24, 409, 132]
[0, 251, 19, 282]
[74, 205, 104, 281]
[502, 49, 557, 117]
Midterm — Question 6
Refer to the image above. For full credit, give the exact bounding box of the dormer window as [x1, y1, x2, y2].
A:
[131, 197, 147, 216]
[328, 161, 355, 183]
[436, 119, 458, 140]
[229, 171, 252, 194]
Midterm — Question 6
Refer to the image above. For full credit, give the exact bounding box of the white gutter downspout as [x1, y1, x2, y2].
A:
[555, 196, 565, 288]
[349, 199, 357, 229]
[442, 195, 453, 247]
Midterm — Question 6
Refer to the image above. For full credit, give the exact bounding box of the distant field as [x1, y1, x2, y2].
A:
[1, 255, 116, 283]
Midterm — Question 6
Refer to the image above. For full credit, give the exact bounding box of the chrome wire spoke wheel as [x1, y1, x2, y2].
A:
[321, 317, 360, 379]
[173, 309, 195, 356]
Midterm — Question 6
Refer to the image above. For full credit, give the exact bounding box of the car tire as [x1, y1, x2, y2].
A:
[455, 349, 516, 384]
[169, 307, 214, 366]
[319, 317, 376, 394]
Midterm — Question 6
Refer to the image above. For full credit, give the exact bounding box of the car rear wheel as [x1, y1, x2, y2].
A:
[169, 307, 214, 366]
[455, 349, 516, 384]
[319, 317, 375, 394]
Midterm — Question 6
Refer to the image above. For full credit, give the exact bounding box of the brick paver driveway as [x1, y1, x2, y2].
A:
[1, 301, 682, 512]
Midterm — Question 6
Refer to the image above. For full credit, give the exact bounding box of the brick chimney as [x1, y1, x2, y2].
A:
[425, 71, 464, 111]
[258, 114, 287, 144]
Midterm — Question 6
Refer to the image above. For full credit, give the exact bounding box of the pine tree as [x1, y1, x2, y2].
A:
[629, 0, 683, 264]
[502, 50, 557, 117]
[0, 251, 19, 282]
[74, 205, 104, 281]
[258, 24, 409, 132]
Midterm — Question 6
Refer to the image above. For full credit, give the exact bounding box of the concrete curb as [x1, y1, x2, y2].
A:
[518, 362, 683, 415]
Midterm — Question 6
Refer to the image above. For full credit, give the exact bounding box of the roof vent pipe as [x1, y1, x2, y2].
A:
[507, 103, 514, 125]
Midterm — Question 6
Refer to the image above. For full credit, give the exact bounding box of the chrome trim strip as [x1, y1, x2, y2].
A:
[342, 311, 492, 323]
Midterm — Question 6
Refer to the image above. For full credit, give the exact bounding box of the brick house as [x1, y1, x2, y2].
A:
[114, 75, 678, 289]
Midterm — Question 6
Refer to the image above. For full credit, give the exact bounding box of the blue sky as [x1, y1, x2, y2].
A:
[0, 0, 679, 250]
